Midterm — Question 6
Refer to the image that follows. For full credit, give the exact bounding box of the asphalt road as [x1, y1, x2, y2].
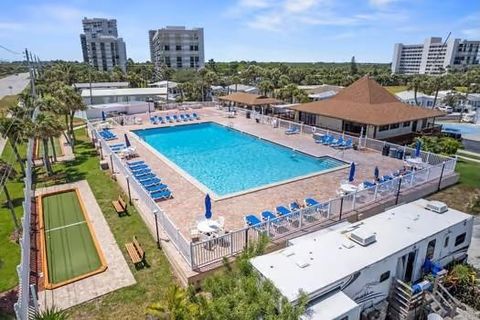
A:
[0, 72, 30, 99]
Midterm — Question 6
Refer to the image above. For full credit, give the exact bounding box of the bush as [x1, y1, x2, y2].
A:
[411, 136, 461, 156]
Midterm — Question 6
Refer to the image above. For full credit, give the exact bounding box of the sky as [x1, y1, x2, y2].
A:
[0, 0, 479, 63]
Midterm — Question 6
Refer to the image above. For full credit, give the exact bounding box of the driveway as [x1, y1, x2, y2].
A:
[0, 72, 30, 99]
[468, 216, 480, 269]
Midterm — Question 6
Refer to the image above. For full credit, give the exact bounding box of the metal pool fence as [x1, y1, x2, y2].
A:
[88, 110, 457, 270]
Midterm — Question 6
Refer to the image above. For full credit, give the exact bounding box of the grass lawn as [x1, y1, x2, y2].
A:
[457, 150, 480, 162]
[385, 86, 408, 94]
[37, 137, 63, 158]
[0, 95, 18, 114]
[35, 128, 174, 319]
[0, 142, 26, 293]
[428, 159, 480, 214]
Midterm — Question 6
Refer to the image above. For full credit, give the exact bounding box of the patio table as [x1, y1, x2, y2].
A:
[197, 219, 222, 234]
[340, 183, 358, 194]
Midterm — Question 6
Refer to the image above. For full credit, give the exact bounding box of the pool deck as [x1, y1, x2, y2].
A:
[107, 108, 405, 239]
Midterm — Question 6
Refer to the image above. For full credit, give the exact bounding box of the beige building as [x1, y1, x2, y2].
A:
[291, 76, 443, 140]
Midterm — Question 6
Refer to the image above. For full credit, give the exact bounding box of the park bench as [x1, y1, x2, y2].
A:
[125, 236, 146, 268]
[112, 195, 127, 216]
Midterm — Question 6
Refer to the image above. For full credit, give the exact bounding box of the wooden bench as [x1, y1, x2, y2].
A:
[112, 195, 127, 216]
[125, 236, 146, 268]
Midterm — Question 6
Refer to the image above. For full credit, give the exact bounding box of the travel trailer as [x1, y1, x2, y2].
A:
[250, 199, 474, 320]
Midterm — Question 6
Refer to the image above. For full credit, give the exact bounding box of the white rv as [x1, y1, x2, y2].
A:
[250, 199, 474, 320]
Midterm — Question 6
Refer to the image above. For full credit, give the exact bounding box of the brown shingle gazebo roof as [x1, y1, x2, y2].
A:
[218, 92, 282, 106]
[291, 76, 444, 126]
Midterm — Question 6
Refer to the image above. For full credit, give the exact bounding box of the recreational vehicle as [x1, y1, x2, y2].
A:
[250, 199, 474, 320]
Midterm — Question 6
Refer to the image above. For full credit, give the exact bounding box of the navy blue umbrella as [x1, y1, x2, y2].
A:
[101, 111, 106, 121]
[124, 133, 131, 148]
[348, 162, 356, 182]
[374, 166, 379, 180]
[204, 194, 212, 219]
[415, 140, 421, 158]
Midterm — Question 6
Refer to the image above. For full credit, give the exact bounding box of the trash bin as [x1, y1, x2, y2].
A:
[246, 111, 251, 119]
[382, 145, 390, 156]
[396, 149, 404, 159]
[389, 148, 398, 158]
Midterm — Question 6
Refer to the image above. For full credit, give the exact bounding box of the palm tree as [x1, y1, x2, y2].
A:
[258, 80, 274, 96]
[0, 159, 20, 232]
[31, 112, 63, 176]
[407, 75, 424, 106]
[146, 285, 198, 320]
[0, 116, 28, 176]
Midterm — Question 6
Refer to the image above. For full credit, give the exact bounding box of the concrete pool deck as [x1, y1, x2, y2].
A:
[107, 108, 405, 239]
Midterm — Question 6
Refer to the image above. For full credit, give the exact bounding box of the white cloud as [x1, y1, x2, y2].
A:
[284, 0, 319, 13]
[239, 0, 274, 8]
[368, 0, 397, 7]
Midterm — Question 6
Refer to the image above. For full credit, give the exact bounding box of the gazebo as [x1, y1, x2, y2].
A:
[218, 92, 282, 114]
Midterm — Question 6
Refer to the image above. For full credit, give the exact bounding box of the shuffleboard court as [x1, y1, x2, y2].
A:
[40, 189, 106, 288]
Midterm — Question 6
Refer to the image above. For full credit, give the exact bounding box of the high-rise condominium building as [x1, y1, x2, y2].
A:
[80, 18, 127, 72]
[392, 37, 480, 74]
[149, 26, 204, 70]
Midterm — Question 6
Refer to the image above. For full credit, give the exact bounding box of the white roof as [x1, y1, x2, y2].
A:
[73, 82, 129, 89]
[301, 291, 358, 320]
[88, 101, 147, 109]
[251, 199, 471, 302]
[308, 90, 337, 99]
[227, 84, 257, 92]
[395, 90, 434, 100]
[148, 80, 178, 88]
[81, 87, 167, 97]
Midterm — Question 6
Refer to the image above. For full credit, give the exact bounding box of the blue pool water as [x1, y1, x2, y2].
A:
[133, 122, 346, 197]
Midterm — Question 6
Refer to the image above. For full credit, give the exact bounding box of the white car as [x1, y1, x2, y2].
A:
[437, 106, 453, 113]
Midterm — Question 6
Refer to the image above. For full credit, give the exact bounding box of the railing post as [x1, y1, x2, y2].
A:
[374, 184, 378, 200]
[153, 209, 161, 249]
[339, 197, 344, 220]
[189, 242, 195, 268]
[395, 177, 402, 205]
[230, 232, 234, 255]
[352, 191, 357, 210]
[110, 153, 114, 174]
[437, 161, 446, 191]
[327, 202, 331, 219]
[426, 151, 431, 164]
[299, 209, 303, 228]
[126, 175, 132, 205]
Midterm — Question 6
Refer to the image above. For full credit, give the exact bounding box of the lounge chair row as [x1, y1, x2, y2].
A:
[99, 129, 117, 141]
[126, 160, 173, 201]
[284, 127, 300, 135]
[359, 169, 413, 190]
[150, 113, 200, 124]
[244, 197, 327, 228]
[315, 134, 353, 149]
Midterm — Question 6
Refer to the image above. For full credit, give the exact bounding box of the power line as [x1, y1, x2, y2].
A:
[0, 44, 22, 55]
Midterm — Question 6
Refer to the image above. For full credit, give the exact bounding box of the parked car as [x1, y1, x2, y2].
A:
[437, 106, 453, 113]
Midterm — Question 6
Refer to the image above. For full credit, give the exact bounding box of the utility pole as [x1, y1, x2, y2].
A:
[25, 49, 37, 100]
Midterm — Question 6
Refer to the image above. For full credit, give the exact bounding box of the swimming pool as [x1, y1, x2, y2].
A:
[133, 122, 346, 198]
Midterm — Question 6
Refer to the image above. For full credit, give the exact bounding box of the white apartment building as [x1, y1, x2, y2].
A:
[149, 26, 204, 70]
[392, 37, 480, 74]
[80, 18, 127, 72]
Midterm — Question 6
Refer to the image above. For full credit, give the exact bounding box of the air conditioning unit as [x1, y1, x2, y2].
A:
[349, 228, 376, 246]
[426, 201, 448, 214]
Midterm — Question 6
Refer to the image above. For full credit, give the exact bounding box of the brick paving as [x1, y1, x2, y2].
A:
[108, 108, 404, 240]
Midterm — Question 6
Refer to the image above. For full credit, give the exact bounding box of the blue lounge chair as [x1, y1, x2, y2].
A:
[109, 143, 125, 148]
[173, 115, 180, 122]
[179, 114, 186, 121]
[322, 135, 334, 145]
[129, 164, 149, 171]
[132, 168, 151, 176]
[245, 214, 262, 226]
[136, 173, 157, 182]
[276, 206, 291, 217]
[362, 181, 376, 188]
[338, 138, 353, 149]
[261, 210, 285, 230]
[304, 197, 320, 207]
[151, 189, 172, 201]
[261, 210, 277, 221]
[285, 127, 300, 135]
[127, 160, 144, 167]
[331, 137, 344, 148]
[192, 113, 200, 120]
[290, 201, 301, 211]
[185, 114, 193, 121]
[144, 183, 168, 193]
[165, 115, 173, 123]
[158, 116, 164, 124]
[139, 178, 161, 187]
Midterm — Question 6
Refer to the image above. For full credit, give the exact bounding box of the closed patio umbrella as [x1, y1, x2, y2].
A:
[101, 111, 106, 121]
[124, 133, 131, 148]
[204, 194, 212, 219]
[374, 166, 379, 180]
[415, 140, 421, 158]
[348, 162, 356, 182]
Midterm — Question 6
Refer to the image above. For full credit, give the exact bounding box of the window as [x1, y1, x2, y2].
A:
[176, 45, 181, 51]
[444, 236, 449, 248]
[379, 271, 390, 283]
[403, 121, 411, 127]
[390, 123, 400, 129]
[455, 233, 466, 246]
[379, 125, 389, 132]
[164, 45, 170, 51]
[176, 56, 182, 68]
[426, 239, 436, 260]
